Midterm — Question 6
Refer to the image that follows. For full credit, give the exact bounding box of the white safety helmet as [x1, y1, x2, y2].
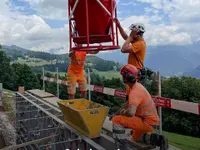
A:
[129, 23, 145, 33]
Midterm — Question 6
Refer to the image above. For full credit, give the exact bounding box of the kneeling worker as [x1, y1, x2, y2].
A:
[110, 64, 168, 150]
[67, 49, 98, 99]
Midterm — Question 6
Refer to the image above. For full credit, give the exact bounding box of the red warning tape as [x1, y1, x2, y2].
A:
[93, 85, 104, 93]
[114, 89, 126, 99]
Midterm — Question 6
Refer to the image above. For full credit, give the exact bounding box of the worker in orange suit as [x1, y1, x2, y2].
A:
[67, 49, 99, 99]
[110, 64, 169, 150]
[115, 19, 146, 97]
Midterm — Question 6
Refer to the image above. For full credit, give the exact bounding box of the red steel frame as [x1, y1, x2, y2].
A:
[68, 0, 120, 52]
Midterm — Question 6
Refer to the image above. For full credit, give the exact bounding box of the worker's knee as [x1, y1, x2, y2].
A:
[111, 115, 123, 124]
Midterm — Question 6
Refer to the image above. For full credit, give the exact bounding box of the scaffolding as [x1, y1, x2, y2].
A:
[1, 90, 117, 150]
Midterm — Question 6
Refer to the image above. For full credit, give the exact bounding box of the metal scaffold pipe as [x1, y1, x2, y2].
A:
[42, 67, 45, 91]
[157, 71, 162, 135]
[56, 67, 59, 98]
[87, 68, 91, 101]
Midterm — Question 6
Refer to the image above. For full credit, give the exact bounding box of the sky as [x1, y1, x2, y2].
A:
[0, 0, 200, 54]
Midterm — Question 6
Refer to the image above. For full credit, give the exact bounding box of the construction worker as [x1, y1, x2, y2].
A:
[115, 19, 146, 96]
[67, 49, 98, 99]
[110, 64, 168, 150]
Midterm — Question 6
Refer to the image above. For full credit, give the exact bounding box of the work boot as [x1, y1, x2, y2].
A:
[149, 133, 169, 150]
[150, 133, 160, 146]
[159, 135, 169, 150]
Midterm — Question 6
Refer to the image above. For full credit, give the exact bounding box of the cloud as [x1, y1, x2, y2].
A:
[125, 0, 200, 43]
[121, 1, 138, 6]
[136, 0, 162, 9]
[164, 0, 200, 24]
[118, 15, 192, 46]
[0, 1, 69, 54]
[0, 0, 200, 55]
[19, 0, 68, 20]
[136, 0, 200, 24]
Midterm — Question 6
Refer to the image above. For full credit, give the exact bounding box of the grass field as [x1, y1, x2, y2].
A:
[49, 70, 121, 79]
[93, 70, 121, 79]
[13, 58, 53, 66]
[163, 131, 200, 150]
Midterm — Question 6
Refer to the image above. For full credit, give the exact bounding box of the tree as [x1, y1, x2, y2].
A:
[11, 63, 40, 90]
[161, 76, 200, 137]
[0, 51, 17, 90]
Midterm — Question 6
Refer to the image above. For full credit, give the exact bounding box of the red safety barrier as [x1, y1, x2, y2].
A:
[114, 89, 126, 99]
[41, 76, 200, 115]
[152, 96, 171, 108]
[93, 85, 104, 93]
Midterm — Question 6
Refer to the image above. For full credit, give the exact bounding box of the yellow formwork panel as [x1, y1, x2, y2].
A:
[57, 99, 109, 138]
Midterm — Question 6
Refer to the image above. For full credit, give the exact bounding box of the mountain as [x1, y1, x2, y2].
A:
[97, 45, 200, 76]
[1, 45, 69, 61]
[98, 50, 128, 65]
[183, 65, 200, 79]
[2, 45, 29, 54]
[2, 44, 200, 76]
[0, 45, 122, 74]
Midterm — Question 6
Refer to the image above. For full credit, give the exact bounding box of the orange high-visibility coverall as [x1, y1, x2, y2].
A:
[112, 82, 160, 141]
[67, 51, 87, 95]
[126, 39, 146, 95]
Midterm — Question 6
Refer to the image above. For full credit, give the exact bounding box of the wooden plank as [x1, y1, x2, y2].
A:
[27, 89, 54, 98]
[43, 97, 60, 108]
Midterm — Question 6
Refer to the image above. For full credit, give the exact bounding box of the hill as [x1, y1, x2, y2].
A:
[0, 45, 122, 74]
[2, 45, 29, 54]
[2, 45, 68, 61]
[3, 44, 200, 77]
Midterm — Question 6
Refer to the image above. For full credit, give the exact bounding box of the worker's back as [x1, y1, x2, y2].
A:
[128, 82, 160, 125]
[68, 51, 86, 73]
[128, 39, 146, 70]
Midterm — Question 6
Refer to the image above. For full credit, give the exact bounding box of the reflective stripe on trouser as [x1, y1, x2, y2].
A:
[78, 81, 87, 92]
[67, 83, 76, 95]
[112, 124, 137, 150]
